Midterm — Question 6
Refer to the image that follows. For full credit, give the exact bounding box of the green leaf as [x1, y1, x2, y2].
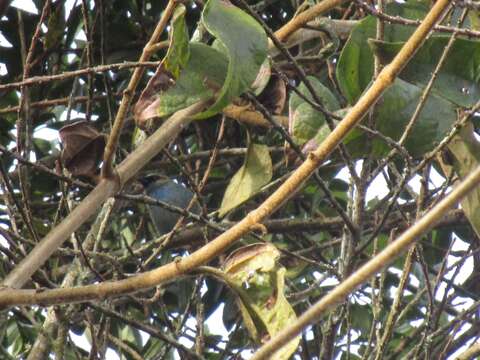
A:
[197, 0, 268, 119]
[289, 76, 340, 145]
[336, 1, 428, 104]
[134, 4, 193, 125]
[134, 0, 268, 124]
[350, 304, 373, 335]
[164, 278, 196, 311]
[371, 78, 457, 157]
[142, 337, 165, 359]
[369, 37, 480, 107]
[120, 220, 136, 246]
[119, 325, 143, 348]
[301, 79, 457, 158]
[224, 244, 300, 359]
[469, 10, 480, 30]
[156, 43, 228, 117]
[131, 127, 147, 149]
[219, 142, 272, 217]
[439, 123, 480, 238]
[423, 229, 452, 266]
[162, 5, 190, 78]
[6, 320, 21, 357]
[44, 3, 65, 51]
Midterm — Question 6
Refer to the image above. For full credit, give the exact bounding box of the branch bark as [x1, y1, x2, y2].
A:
[251, 139, 480, 359]
[101, 0, 177, 177]
[0, 0, 450, 307]
[273, 0, 349, 43]
[1, 101, 207, 289]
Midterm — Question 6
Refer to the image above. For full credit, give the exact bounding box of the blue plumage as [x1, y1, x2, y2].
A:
[146, 179, 200, 235]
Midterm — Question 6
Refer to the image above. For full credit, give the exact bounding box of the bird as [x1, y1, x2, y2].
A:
[141, 176, 201, 235]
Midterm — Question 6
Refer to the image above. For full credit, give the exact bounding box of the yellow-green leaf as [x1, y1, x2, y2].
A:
[441, 123, 480, 238]
[224, 244, 300, 359]
[219, 143, 272, 217]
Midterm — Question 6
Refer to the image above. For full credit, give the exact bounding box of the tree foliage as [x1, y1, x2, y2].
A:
[1, 0, 480, 359]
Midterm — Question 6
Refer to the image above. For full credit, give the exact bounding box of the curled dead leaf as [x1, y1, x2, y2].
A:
[224, 243, 279, 274]
[223, 243, 300, 359]
[59, 120, 106, 178]
[134, 68, 176, 129]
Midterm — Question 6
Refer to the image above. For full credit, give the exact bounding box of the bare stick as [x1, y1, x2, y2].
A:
[273, 0, 348, 42]
[0, 0, 450, 305]
[1, 101, 206, 289]
[0, 61, 161, 92]
[250, 151, 480, 360]
[101, 0, 177, 178]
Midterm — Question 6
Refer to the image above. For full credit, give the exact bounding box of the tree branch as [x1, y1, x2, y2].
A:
[101, 0, 178, 178]
[0, 0, 450, 306]
[1, 101, 207, 289]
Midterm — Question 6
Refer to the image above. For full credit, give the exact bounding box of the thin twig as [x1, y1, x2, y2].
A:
[101, 0, 178, 178]
[0, 61, 161, 92]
